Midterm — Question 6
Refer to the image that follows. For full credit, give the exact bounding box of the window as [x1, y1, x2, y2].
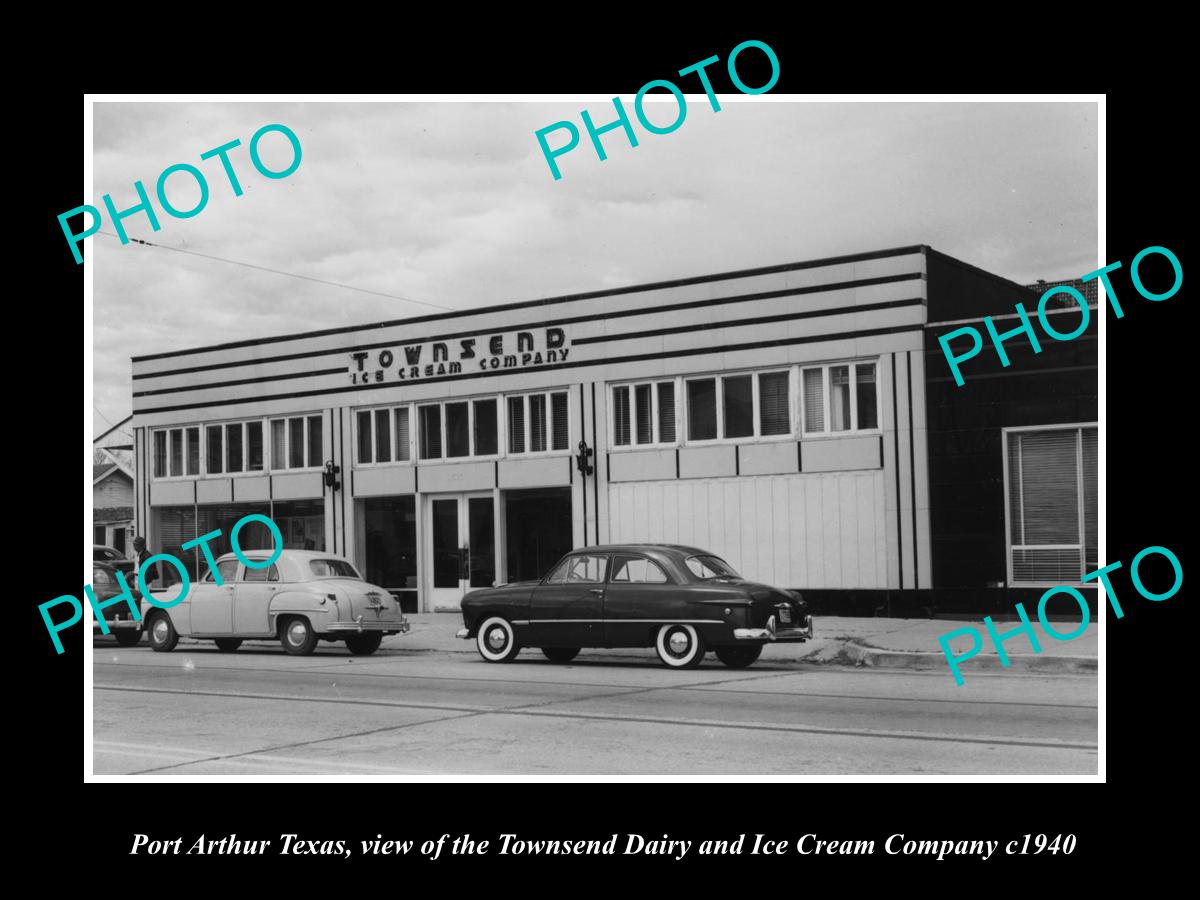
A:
[474, 399, 498, 456]
[168, 428, 183, 476]
[685, 555, 740, 579]
[206, 426, 222, 474]
[611, 380, 676, 447]
[186, 427, 201, 474]
[507, 392, 569, 455]
[507, 397, 525, 453]
[686, 370, 793, 441]
[375, 408, 391, 462]
[310, 559, 361, 579]
[204, 559, 239, 583]
[225, 422, 243, 473]
[411, 399, 499, 461]
[687, 378, 717, 441]
[759, 372, 790, 435]
[611, 556, 669, 583]
[247, 422, 264, 471]
[546, 554, 608, 584]
[419, 405, 441, 459]
[446, 402, 469, 457]
[269, 415, 323, 470]
[802, 361, 879, 435]
[722, 375, 753, 438]
[352, 408, 410, 465]
[1005, 425, 1098, 585]
[242, 564, 280, 583]
[153, 431, 167, 478]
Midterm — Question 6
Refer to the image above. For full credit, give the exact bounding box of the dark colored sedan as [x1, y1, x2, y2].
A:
[91, 561, 143, 646]
[456, 544, 813, 669]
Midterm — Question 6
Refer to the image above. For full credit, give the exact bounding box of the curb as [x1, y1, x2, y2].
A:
[842, 641, 1098, 675]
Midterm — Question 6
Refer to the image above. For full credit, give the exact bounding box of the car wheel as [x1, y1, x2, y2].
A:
[146, 612, 179, 653]
[476, 616, 520, 663]
[542, 647, 580, 663]
[715, 645, 763, 668]
[214, 638, 242, 653]
[345, 633, 383, 656]
[655, 624, 705, 669]
[279, 616, 318, 656]
[114, 630, 142, 647]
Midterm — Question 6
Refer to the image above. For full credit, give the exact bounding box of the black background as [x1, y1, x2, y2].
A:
[24, 23, 1187, 882]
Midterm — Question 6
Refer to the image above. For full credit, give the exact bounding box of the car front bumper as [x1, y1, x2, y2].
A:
[325, 616, 411, 634]
[734, 616, 813, 643]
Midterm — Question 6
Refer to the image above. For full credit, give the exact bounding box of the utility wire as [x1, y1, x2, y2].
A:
[93, 405, 117, 429]
[97, 231, 454, 312]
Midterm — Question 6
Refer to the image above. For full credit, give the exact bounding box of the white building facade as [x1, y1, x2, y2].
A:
[131, 245, 933, 612]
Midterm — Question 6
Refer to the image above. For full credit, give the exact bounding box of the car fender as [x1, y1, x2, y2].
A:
[268, 591, 336, 634]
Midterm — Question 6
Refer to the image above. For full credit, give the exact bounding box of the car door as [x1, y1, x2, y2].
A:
[234, 563, 280, 636]
[529, 553, 609, 647]
[603, 554, 676, 647]
[189, 559, 239, 635]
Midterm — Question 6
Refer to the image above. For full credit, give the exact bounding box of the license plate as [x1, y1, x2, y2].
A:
[779, 608, 792, 624]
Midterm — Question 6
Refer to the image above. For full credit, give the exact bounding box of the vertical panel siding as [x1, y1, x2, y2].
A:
[607, 471, 887, 589]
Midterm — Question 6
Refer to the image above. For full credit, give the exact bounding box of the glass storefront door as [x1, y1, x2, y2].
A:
[425, 493, 495, 611]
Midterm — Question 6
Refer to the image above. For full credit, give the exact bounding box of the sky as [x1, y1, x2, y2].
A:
[90, 99, 1097, 437]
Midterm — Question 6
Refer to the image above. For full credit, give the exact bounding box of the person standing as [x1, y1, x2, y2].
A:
[130, 536, 159, 588]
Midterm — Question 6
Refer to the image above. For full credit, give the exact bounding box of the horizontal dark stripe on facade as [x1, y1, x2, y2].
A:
[135, 324, 924, 416]
[574, 297, 922, 346]
[135, 295, 924, 399]
[131, 245, 927, 364]
[134, 367, 347, 398]
[133, 273, 925, 381]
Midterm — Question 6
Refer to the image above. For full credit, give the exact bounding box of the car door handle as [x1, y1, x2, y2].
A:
[589, 588, 604, 595]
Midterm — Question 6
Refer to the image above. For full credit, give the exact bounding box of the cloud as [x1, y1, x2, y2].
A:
[91, 100, 1097, 433]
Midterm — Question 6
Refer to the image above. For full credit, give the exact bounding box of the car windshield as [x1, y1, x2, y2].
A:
[309, 559, 361, 579]
[95, 547, 122, 561]
[685, 555, 740, 579]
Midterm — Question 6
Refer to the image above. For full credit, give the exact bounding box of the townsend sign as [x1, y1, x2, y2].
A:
[348, 327, 571, 385]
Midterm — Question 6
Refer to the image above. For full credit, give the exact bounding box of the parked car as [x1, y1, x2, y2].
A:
[93, 544, 135, 580]
[141, 549, 410, 656]
[456, 544, 813, 669]
[91, 560, 144, 646]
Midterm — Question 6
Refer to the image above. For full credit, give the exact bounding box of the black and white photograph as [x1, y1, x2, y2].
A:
[79, 92, 1112, 780]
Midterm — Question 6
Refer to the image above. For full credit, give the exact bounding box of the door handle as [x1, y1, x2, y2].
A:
[589, 588, 605, 595]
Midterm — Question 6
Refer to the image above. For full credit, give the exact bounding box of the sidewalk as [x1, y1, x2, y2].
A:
[388, 612, 1098, 676]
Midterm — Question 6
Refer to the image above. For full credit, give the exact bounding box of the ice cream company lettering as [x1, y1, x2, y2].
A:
[349, 327, 571, 384]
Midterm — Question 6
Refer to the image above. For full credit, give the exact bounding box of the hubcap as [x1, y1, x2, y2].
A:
[668, 631, 689, 655]
[487, 627, 507, 650]
[288, 622, 307, 644]
[152, 620, 168, 641]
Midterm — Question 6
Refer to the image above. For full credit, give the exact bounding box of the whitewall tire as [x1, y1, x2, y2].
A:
[655, 624, 705, 669]
[476, 616, 520, 663]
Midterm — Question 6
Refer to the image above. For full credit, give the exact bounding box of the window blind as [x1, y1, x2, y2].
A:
[530, 394, 547, 452]
[657, 383, 675, 442]
[612, 386, 630, 446]
[507, 397, 525, 453]
[803, 369, 824, 432]
[551, 393, 569, 450]
[635, 384, 653, 443]
[1008, 428, 1087, 583]
[395, 407, 411, 461]
[759, 372, 789, 435]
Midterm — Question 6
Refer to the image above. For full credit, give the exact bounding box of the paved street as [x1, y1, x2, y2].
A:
[92, 636, 1098, 776]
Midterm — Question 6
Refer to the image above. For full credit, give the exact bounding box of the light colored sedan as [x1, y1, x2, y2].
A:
[141, 549, 410, 656]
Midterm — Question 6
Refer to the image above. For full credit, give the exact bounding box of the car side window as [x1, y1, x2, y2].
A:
[545, 558, 572, 584]
[204, 559, 239, 583]
[611, 556, 669, 584]
[242, 564, 280, 583]
[563, 554, 608, 584]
